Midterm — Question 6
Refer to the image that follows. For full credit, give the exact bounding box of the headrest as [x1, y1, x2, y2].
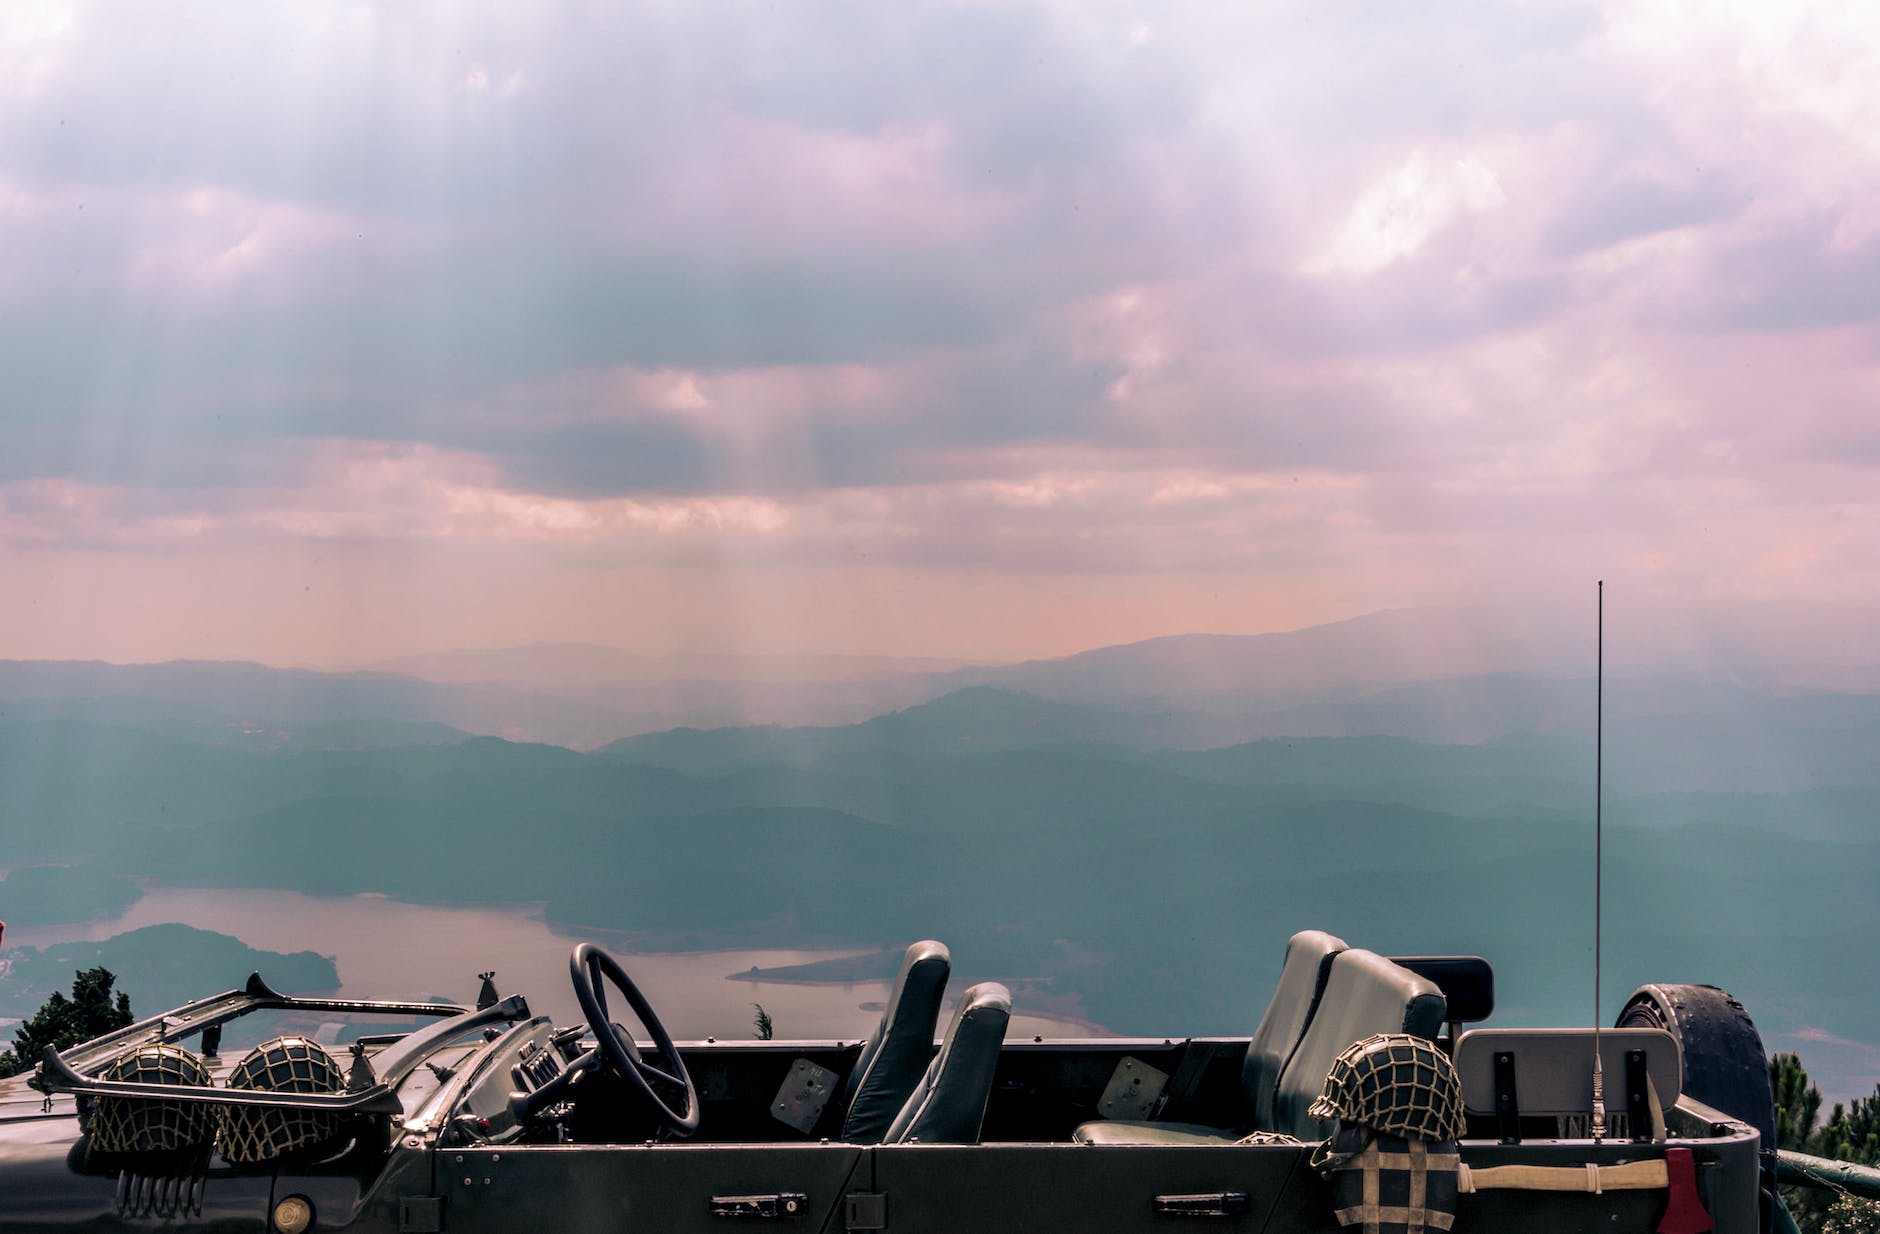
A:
[1388, 956, 1495, 1024]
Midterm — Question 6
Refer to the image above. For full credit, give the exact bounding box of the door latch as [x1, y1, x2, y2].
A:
[1152, 1192, 1250, 1217]
[710, 1193, 808, 1219]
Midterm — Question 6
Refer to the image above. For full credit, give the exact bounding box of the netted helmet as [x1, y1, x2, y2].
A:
[1309, 1033, 1464, 1142]
[88, 1044, 218, 1153]
[218, 1036, 345, 1164]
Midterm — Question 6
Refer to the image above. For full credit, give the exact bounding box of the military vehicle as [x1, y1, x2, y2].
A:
[0, 932, 1865, 1233]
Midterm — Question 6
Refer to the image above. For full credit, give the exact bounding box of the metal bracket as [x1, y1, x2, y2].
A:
[845, 1192, 888, 1231]
[1493, 1050, 1521, 1144]
[771, 1058, 840, 1134]
[399, 1195, 446, 1233]
[1624, 1048, 1652, 1143]
[1098, 1056, 1170, 1122]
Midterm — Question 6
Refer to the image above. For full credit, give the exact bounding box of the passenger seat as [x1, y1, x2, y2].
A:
[1073, 929, 1348, 1145]
[1268, 949, 1446, 1140]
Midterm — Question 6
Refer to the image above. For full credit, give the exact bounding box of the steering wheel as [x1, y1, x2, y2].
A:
[569, 943, 699, 1136]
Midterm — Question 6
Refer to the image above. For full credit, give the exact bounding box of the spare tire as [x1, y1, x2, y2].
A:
[1619, 983, 1777, 1229]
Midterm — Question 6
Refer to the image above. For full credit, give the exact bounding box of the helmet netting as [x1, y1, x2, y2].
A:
[1308, 1033, 1464, 1142]
[218, 1036, 345, 1164]
[89, 1044, 218, 1153]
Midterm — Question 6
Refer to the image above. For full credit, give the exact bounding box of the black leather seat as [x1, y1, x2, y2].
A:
[837, 940, 950, 1143]
[883, 982, 1011, 1145]
[1269, 948, 1446, 1140]
[1073, 929, 1348, 1144]
[1246, 929, 1349, 1129]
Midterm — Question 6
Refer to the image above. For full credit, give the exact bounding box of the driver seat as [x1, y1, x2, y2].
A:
[837, 940, 951, 1143]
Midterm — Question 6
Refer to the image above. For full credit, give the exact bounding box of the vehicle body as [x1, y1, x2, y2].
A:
[0, 935, 1784, 1233]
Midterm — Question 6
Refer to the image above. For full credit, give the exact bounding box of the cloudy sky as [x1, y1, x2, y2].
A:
[3, 1, 1877, 665]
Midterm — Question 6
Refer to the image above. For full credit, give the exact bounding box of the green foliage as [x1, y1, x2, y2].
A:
[1826, 1197, 1880, 1234]
[1771, 1053, 1880, 1234]
[752, 1003, 774, 1041]
[0, 967, 132, 1078]
[1777, 1053, 1825, 1148]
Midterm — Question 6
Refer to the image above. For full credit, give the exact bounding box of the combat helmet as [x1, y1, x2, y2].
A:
[87, 1044, 218, 1153]
[218, 1036, 346, 1164]
[1309, 1033, 1465, 1142]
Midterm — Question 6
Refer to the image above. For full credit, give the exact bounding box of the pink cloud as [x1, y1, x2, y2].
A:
[3, 2, 1880, 662]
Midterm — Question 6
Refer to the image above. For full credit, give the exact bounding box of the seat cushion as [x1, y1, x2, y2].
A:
[1072, 1121, 1240, 1146]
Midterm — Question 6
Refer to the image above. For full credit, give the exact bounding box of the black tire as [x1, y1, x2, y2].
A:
[1619, 983, 1777, 1230]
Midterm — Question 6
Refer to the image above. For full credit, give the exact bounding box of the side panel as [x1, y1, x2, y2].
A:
[871, 1144, 1312, 1234]
[441, 1143, 865, 1234]
[0, 1107, 274, 1233]
[1446, 1134, 1762, 1234]
[870, 1136, 1762, 1234]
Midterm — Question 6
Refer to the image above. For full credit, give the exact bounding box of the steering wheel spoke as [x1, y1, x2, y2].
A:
[569, 943, 700, 1136]
[633, 1058, 686, 1090]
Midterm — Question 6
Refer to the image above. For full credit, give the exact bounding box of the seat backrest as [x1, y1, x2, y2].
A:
[1452, 1027, 1681, 1117]
[839, 940, 950, 1143]
[1271, 949, 1446, 1140]
[1243, 930, 1348, 1130]
[883, 982, 1011, 1145]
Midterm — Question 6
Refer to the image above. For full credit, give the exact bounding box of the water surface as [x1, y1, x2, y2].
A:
[9, 886, 1093, 1041]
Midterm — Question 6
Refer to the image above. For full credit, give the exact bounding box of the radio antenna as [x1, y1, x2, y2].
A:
[1591, 580, 1606, 1141]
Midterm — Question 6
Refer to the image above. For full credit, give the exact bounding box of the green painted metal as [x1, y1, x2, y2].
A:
[1777, 1149, 1880, 1200]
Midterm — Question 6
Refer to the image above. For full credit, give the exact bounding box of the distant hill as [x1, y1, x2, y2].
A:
[0, 865, 142, 926]
[941, 598, 1880, 710]
[0, 659, 790, 749]
[0, 697, 471, 752]
[597, 686, 1200, 770]
[5, 600, 1875, 747]
[0, 924, 338, 1024]
[7, 660, 1880, 1103]
[369, 643, 994, 686]
[6, 601, 1878, 1102]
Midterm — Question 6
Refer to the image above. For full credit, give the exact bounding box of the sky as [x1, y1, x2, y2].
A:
[3, 1, 1878, 666]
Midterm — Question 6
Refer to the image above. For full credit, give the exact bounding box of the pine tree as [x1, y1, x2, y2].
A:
[0, 967, 133, 1078]
[1776, 1053, 1824, 1148]
[1770, 1053, 1880, 1234]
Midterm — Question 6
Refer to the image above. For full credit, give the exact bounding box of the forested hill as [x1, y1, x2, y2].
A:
[5, 674, 1880, 1090]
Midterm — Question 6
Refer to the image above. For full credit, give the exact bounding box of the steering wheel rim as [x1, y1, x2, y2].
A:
[569, 943, 699, 1136]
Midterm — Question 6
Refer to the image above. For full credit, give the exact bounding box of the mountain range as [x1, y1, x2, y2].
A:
[6, 599, 1876, 748]
[3, 603, 1878, 1101]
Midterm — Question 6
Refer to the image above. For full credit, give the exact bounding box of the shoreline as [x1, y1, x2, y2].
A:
[723, 950, 903, 985]
[10, 888, 1112, 1036]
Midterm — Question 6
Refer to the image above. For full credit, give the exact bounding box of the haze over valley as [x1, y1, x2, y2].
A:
[6, 605, 1878, 1102]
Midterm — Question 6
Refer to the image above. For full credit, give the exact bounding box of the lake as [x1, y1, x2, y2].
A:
[4, 885, 1098, 1042]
